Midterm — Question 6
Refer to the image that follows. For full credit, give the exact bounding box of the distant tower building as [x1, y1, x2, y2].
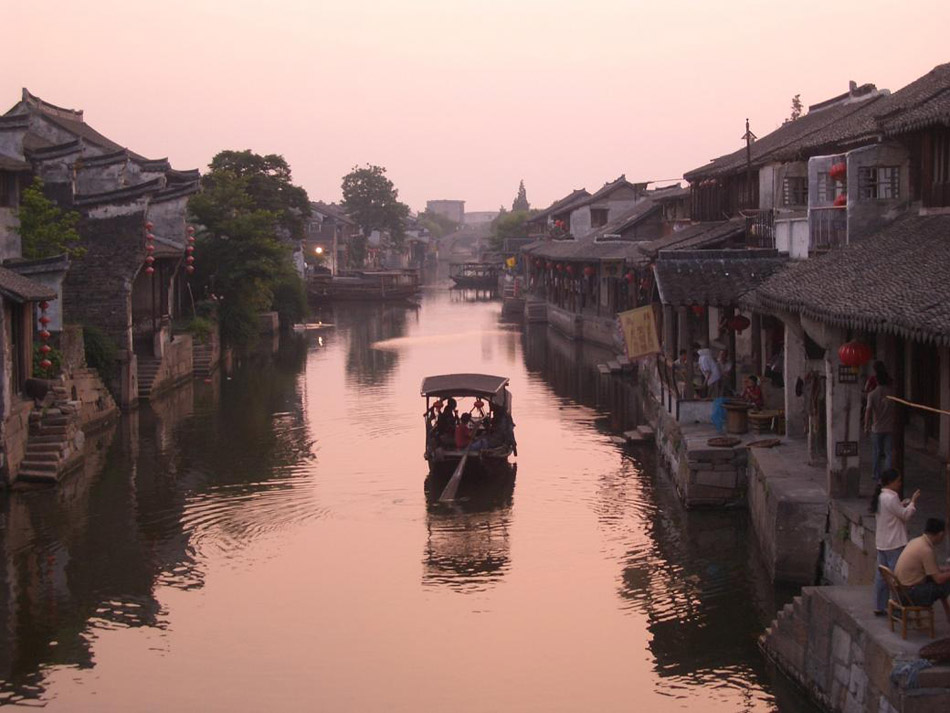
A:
[425, 199, 465, 225]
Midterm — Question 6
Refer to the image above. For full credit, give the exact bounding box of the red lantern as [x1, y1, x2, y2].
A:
[186, 256, 195, 264]
[833, 193, 847, 207]
[546, 261, 553, 270]
[39, 344, 51, 355]
[146, 266, 155, 275]
[187, 246, 195, 254]
[40, 359, 52, 370]
[691, 304, 705, 317]
[566, 264, 574, 276]
[145, 222, 154, 231]
[624, 272, 635, 284]
[39, 315, 50, 325]
[727, 315, 751, 333]
[838, 340, 872, 368]
[583, 266, 595, 277]
[188, 236, 196, 244]
[186, 265, 195, 275]
[829, 162, 847, 181]
[145, 255, 155, 265]
[39, 301, 49, 310]
[146, 243, 155, 253]
[39, 330, 50, 340]
[556, 263, 563, 272]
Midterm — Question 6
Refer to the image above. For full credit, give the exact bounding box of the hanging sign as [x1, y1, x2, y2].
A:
[835, 441, 859, 457]
[618, 305, 660, 360]
[837, 366, 859, 384]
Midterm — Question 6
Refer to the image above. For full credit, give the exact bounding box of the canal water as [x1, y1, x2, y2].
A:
[0, 288, 818, 712]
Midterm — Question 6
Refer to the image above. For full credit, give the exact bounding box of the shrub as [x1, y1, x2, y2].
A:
[32, 342, 63, 378]
[83, 325, 117, 383]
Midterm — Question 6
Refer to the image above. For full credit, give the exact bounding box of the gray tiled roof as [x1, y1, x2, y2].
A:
[639, 219, 746, 258]
[0, 265, 57, 303]
[752, 213, 950, 344]
[526, 188, 591, 225]
[877, 63, 950, 135]
[654, 250, 787, 307]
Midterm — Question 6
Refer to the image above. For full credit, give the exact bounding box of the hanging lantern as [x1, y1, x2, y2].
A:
[556, 263, 564, 272]
[186, 265, 195, 275]
[145, 266, 155, 275]
[838, 340, 872, 368]
[624, 271, 635, 284]
[37, 300, 52, 374]
[566, 264, 574, 276]
[144, 220, 156, 278]
[185, 225, 196, 276]
[145, 221, 154, 231]
[829, 161, 847, 182]
[727, 315, 751, 333]
[546, 261, 553, 270]
[583, 266, 595, 278]
[691, 304, 705, 317]
[833, 193, 847, 207]
[186, 256, 195, 264]
[186, 245, 195, 254]
[145, 255, 155, 265]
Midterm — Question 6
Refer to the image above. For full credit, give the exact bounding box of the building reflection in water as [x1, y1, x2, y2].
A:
[0, 336, 315, 705]
[333, 302, 416, 387]
[421, 464, 516, 592]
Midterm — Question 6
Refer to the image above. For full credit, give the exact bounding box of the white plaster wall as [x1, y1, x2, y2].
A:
[789, 218, 810, 260]
[775, 220, 791, 254]
[759, 163, 778, 210]
[570, 206, 591, 237]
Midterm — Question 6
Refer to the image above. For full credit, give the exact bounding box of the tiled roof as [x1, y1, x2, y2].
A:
[639, 219, 746, 258]
[654, 250, 787, 307]
[876, 63, 950, 135]
[0, 265, 57, 303]
[751, 213, 950, 345]
[522, 236, 647, 263]
[0, 154, 30, 171]
[311, 201, 355, 225]
[526, 188, 591, 224]
[684, 93, 885, 180]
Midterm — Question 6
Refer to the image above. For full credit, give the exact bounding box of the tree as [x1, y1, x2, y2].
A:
[490, 209, 530, 252]
[512, 180, 530, 212]
[15, 178, 85, 259]
[205, 150, 311, 240]
[788, 94, 803, 122]
[418, 209, 459, 240]
[188, 150, 309, 347]
[340, 165, 409, 265]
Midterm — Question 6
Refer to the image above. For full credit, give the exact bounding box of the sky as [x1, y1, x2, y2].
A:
[4, 0, 949, 213]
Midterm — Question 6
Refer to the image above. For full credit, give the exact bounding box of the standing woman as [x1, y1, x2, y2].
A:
[864, 360, 895, 483]
[871, 468, 920, 614]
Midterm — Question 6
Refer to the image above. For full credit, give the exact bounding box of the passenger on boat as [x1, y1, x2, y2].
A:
[435, 398, 458, 445]
[470, 409, 516, 453]
[455, 413, 474, 449]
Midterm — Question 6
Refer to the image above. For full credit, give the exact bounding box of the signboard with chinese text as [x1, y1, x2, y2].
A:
[618, 306, 660, 360]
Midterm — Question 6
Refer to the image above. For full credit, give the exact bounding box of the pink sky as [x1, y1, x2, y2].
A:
[4, 0, 948, 212]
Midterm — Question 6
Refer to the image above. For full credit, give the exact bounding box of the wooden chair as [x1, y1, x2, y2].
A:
[879, 565, 935, 639]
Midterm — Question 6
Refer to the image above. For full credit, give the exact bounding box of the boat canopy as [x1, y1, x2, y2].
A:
[420, 373, 510, 399]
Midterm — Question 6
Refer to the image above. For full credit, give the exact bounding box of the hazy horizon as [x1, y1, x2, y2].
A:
[4, 0, 948, 213]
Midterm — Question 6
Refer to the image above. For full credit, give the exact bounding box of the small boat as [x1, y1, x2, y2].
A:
[422, 373, 517, 477]
[449, 262, 500, 290]
[291, 321, 333, 332]
[308, 270, 420, 301]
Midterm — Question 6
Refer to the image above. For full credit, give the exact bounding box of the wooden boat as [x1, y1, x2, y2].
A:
[422, 373, 517, 477]
[308, 270, 420, 301]
[449, 263, 500, 290]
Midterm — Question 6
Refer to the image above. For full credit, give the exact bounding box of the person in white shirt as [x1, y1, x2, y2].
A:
[870, 468, 919, 614]
[697, 347, 722, 398]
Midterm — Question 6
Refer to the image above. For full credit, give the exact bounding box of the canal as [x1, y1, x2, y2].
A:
[0, 288, 818, 711]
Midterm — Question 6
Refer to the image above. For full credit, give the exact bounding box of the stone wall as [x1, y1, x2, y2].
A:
[64, 210, 145, 353]
[149, 334, 193, 398]
[63, 367, 118, 431]
[747, 445, 828, 584]
[823, 499, 876, 586]
[1, 398, 33, 484]
[762, 586, 950, 713]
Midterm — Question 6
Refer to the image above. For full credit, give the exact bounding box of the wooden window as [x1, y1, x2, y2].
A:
[0, 171, 11, 208]
[815, 172, 840, 203]
[590, 208, 608, 228]
[858, 166, 900, 200]
[782, 176, 808, 206]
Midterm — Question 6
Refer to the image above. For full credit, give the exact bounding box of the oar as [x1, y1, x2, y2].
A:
[439, 442, 472, 502]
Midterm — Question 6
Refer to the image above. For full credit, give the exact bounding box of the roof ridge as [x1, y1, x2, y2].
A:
[21, 88, 84, 121]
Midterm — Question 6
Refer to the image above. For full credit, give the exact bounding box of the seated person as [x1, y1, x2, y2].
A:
[894, 517, 950, 623]
[435, 398, 458, 445]
[455, 412, 474, 449]
[741, 375, 765, 410]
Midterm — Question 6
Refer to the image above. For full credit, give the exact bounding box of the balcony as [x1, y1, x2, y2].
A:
[809, 206, 847, 251]
[744, 209, 775, 248]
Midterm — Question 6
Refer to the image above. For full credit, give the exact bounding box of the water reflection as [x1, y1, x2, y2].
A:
[0, 338, 318, 705]
[422, 464, 517, 592]
[333, 302, 417, 386]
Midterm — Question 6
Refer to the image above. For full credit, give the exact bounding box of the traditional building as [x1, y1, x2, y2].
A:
[1, 89, 200, 408]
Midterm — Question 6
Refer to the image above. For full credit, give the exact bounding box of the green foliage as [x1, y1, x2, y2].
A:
[490, 209, 531, 251]
[188, 149, 309, 348]
[83, 324, 117, 383]
[417, 210, 459, 240]
[788, 94, 803, 122]
[32, 342, 63, 378]
[272, 273, 308, 327]
[205, 150, 311, 239]
[347, 234, 368, 269]
[341, 164, 410, 263]
[182, 316, 214, 343]
[16, 178, 85, 259]
[512, 179, 530, 212]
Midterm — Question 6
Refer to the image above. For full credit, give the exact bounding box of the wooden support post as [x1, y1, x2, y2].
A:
[751, 312, 762, 375]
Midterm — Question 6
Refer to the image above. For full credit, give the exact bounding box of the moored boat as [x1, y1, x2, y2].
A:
[449, 262, 500, 290]
[422, 373, 516, 477]
[308, 270, 420, 301]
